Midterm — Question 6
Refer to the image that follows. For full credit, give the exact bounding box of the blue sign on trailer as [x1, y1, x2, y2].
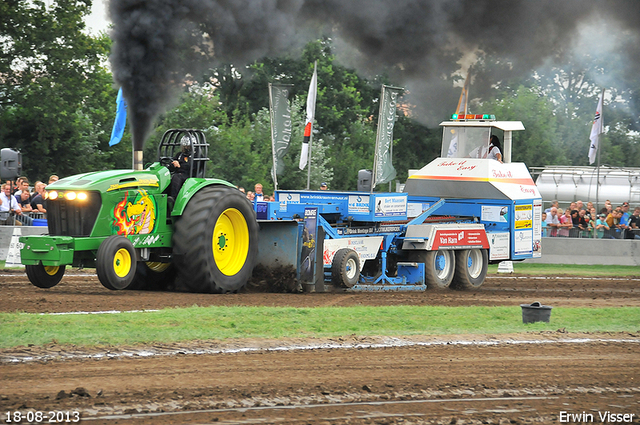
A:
[276, 191, 409, 222]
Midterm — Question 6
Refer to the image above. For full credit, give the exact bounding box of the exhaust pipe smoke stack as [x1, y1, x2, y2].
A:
[133, 151, 144, 171]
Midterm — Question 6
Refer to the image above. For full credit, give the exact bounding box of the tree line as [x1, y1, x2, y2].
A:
[1, 1, 639, 195]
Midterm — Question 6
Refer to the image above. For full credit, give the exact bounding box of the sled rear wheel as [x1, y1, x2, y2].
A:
[451, 249, 488, 290]
[411, 250, 455, 289]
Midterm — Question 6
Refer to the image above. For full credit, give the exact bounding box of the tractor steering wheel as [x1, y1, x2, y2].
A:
[159, 157, 173, 167]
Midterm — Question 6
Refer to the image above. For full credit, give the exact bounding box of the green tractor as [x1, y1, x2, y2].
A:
[20, 129, 259, 293]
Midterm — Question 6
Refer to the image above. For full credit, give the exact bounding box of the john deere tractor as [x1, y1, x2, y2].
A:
[20, 129, 259, 293]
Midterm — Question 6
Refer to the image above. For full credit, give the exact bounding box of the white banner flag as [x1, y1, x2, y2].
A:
[299, 61, 317, 170]
[588, 89, 605, 165]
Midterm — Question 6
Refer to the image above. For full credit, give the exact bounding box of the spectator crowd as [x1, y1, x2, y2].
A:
[543, 199, 640, 239]
[4, 175, 638, 242]
[0, 175, 58, 226]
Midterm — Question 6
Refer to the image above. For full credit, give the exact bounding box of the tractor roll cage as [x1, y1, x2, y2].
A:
[157, 129, 210, 178]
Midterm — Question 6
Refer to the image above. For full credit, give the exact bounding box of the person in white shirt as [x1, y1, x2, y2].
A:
[487, 135, 503, 163]
[254, 183, 264, 201]
[0, 183, 20, 213]
[0, 182, 33, 225]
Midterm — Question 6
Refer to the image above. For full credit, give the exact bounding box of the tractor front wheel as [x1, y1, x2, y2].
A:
[96, 235, 137, 290]
[26, 264, 65, 288]
[173, 186, 259, 293]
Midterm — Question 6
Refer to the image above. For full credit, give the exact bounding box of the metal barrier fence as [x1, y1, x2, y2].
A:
[0, 211, 46, 226]
[542, 227, 640, 239]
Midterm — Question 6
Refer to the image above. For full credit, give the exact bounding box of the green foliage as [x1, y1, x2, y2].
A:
[393, 115, 440, 181]
[2, 305, 638, 348]
[483, 85, 566, 166]
[471, 47, 640, 169]
[3, 3, 640, 189]
[0, 0, 130, 180]
[204, 39, 382, 191]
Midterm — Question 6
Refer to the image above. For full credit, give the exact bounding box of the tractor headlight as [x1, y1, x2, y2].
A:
[65, 191, 77, 200]
[77, 192, 88, 201]
[48, 191, 58, 200]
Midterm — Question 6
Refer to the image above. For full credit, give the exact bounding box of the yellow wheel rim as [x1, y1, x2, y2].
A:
[212, 208, 249, 276]
[113, 248, 132, 278]
[146, 262, 170, 273]
[44, 266, 59, 276]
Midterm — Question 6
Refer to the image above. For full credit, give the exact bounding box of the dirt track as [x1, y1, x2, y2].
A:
[2, 271, 640, 313]
[1, 271, 639, 424]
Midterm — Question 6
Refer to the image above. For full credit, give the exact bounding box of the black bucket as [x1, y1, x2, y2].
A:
[520, 301, 552, 324]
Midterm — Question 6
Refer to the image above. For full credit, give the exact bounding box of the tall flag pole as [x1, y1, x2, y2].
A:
[109, 87, 127, 147]
[299, 61, 317, 189]
[589, 88, 605, 216]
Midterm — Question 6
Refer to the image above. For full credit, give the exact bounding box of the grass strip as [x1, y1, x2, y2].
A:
[1, 305, 639, 349]
[490, 263, 640, 276]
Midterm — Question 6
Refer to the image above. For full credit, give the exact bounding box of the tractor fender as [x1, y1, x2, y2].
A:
[171, 178, 236, 216]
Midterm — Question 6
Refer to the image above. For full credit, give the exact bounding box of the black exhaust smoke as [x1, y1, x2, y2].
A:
[109, 0, 209, 151]
[109, 0, 640, 146]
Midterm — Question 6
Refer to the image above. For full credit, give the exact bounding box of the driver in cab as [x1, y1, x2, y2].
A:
[168, 136, 193, 198]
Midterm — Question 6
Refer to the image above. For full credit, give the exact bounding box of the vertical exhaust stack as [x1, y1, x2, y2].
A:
[133, 150, 144, 171]
[132, 127, 144, 170]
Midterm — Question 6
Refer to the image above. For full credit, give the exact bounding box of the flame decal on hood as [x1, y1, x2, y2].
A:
[112, 190, 156, 235]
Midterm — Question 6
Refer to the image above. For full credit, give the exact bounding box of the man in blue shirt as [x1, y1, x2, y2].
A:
[620, 203, 631, 238]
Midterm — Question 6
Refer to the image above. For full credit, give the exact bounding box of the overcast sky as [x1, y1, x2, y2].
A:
[85, 0, 111, 34]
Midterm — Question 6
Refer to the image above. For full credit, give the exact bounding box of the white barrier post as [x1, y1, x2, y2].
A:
[497, 260, 514, 273]
[5, 227, 24, 268]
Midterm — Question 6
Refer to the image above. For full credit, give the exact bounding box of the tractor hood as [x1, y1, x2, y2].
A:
[404, 158, 540, 201]
[47, 163, 171, 193]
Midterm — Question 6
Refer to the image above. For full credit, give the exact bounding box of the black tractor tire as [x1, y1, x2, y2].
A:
[173, 186, 259, 293]
[410, 249, 456, 289]
[25, 264, 66, 288]
[96, 235, 137, 290]
[331, 248, 361, 288]
[130, 261, 176, 291]
[451, 249, 488, 290]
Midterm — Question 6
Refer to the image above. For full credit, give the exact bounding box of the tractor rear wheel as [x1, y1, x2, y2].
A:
[451, 249, 488, 290]
[26, 264, 65, 288]
[411, 249, 455, 289]
[96, 235, 137, 290]
[173, 186, 258, 293]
